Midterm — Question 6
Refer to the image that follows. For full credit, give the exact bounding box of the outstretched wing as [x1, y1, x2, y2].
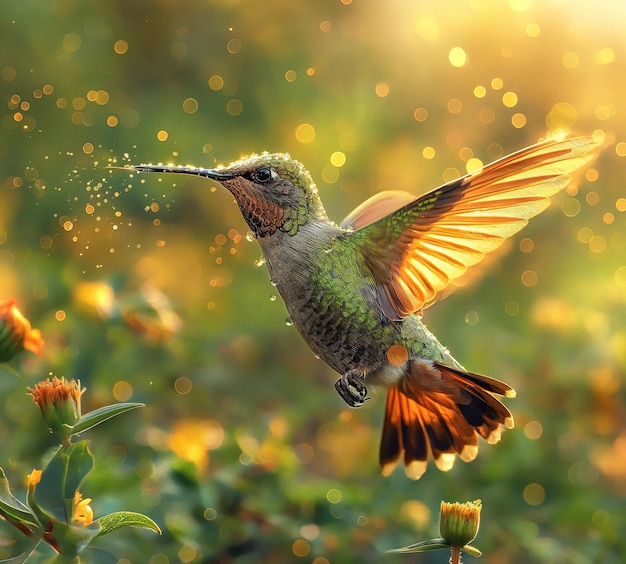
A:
[347, 136, 602, 320]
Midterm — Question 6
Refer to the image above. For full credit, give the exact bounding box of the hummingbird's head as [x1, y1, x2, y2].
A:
[134, 153, 328, 238]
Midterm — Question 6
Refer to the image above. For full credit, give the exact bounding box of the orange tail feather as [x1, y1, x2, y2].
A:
[379, 361, 515, 480]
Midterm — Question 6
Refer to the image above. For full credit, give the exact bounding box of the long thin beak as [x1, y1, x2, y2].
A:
[132, 163, 234, 182]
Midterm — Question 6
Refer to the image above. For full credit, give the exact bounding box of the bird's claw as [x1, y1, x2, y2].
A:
[335, 372, 369, 408]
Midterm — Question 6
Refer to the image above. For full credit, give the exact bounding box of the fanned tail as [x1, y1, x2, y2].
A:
[379, 361, 515, 480]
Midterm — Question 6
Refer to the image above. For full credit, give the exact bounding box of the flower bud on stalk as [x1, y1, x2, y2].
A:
[28, 377, 85, 442]
[387, 498, 483, 560]
[440, 500, 482, 547]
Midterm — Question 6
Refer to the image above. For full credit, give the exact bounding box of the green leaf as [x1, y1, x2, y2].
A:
[0, 553, 37, 564]
[386, 538, 482, 557]
[386, 537, 451, 553]
[36, 442, 94, 522]
[69, 403, 144, 436]
[59, 442, 94, 500]
[463, 544, 483, 557]
[0, 468, 40, 529]
[43, 519, 100, 558]
[96, 511, 161, 537]
[0, 536, 41, 563]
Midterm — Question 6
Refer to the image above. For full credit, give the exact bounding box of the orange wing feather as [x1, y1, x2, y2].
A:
[350, 136, 602, 320]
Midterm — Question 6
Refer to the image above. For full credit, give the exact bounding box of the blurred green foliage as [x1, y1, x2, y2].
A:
[1, 0, 625, 562]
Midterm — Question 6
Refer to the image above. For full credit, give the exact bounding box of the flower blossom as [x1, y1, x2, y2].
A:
[73, 491, 94, 526]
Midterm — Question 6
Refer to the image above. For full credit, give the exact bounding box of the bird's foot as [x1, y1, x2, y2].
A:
[335, 371, 369, 408]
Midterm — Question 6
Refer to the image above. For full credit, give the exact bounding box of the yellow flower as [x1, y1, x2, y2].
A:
[73, 281, 115, 318]
[73, 491, 94, 526]
[119, 286, 182, 342]
[0, 299, 44, 362]
[26, 469, 42, 489]
[439, 499, 482, 547]
[28, 377, 85, 438]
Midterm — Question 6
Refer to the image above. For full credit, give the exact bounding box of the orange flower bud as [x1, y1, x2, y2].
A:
[28, 377, 85, 438]
[0, 299, 44, 361]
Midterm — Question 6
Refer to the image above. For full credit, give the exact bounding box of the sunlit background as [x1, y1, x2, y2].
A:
[1, 0, 625, 562]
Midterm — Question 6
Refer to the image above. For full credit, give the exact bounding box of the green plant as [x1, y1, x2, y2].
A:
[0, 326, 160, 564]
[388, 499, 482, 563]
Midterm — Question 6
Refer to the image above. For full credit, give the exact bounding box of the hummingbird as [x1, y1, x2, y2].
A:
[133, 136, 600, 479]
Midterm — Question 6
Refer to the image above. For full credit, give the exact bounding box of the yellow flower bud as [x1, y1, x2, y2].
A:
[439, 499, 482, 547]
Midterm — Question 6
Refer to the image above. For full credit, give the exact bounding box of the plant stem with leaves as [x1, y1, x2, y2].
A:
[0, 377, 161, 562]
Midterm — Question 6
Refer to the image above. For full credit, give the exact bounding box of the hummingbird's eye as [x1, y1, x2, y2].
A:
[253, 166, 275, 183]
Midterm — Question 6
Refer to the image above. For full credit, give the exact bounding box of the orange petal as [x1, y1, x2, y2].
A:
[24, 329, 44, 355]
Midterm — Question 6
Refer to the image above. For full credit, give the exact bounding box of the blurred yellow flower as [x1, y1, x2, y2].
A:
[26, 468, 42, 489]
[73, 281, 115, 318]
[119, 286, 182, 342]
[167, 419, 224, 472]
[73, 491, 94, 526]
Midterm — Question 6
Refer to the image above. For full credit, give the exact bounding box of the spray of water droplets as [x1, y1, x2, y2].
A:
[32, 147, 191, 273]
